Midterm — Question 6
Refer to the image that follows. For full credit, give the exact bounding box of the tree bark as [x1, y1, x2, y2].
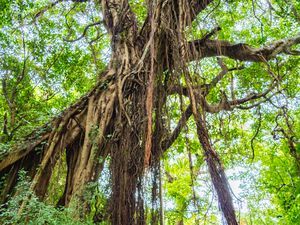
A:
[194, 110, 238, 225]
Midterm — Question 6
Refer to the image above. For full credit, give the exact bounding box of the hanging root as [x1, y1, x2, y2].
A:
[194, 110, 238, 225]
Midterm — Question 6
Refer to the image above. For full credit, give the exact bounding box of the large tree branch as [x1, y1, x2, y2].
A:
[197, 79, 279, 113]
[171, 78, 279, 114]
[188, 33, 300, 62]
[0, 70, 114, 171]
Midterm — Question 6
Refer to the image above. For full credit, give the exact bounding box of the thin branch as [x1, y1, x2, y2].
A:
[202, 0, 221, 23]
[2, 72, 14, 110]
[10, 93, 56, 137]
[234, 91, 280, 110]
[89, 31, 106, 44]
[201, 26, 222, 41]
[229, 80, 278, 106]
[161, 104, 193, 151]
[189, 0, 215, 23]
[88, 40, 100, 77]
[18, 47, 65, 113]
[291, 4, 300, 24]
[12, 36, 28, 104]
[251, 107, 261, 162]
[251, 0, 264, 39]
[33, 0, 90, 22]
[204, 58, 244, 95]
[64, 21, 103, 42]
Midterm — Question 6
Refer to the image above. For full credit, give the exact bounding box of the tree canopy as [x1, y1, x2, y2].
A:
[0, 0, 300, 224]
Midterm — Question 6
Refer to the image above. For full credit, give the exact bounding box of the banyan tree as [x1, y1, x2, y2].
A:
[1, 0, 300, 224]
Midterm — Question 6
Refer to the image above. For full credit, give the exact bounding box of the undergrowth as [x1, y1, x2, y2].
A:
[0, 170, 97, 225]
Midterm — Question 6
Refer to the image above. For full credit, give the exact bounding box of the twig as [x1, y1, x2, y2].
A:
[64, 21, 103, 42]
[251, 106, 261, 162]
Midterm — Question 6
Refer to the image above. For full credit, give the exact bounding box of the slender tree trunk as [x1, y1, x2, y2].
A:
[159, 160, 164, 225]
[194, 110, 238, 225]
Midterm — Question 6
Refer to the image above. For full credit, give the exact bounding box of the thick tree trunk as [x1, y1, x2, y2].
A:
[0, 0, 246, 224]
[0, 5, 147, 224]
